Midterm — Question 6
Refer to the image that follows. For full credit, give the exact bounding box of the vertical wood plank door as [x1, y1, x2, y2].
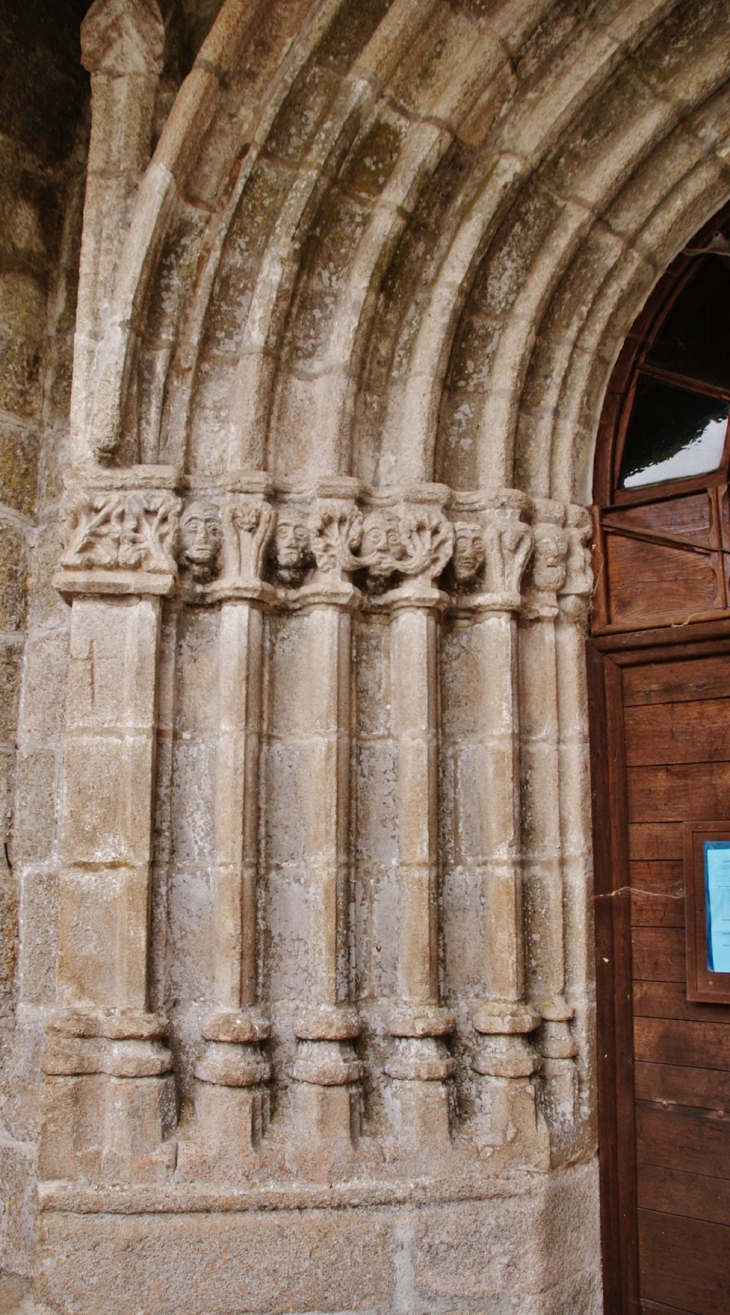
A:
[590, 633, 730, 1315]
[590, 200, 730, 1313]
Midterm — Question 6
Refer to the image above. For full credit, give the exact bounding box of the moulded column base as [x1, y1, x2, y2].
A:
[177, 1081, 269, 1179]
[384, 1076, 453, 1157]
[473, 1031, 538, 1078]
[538, 1056, 580, 1167]
[471, 1073, 548, 1162]
[38, 1073, 177, 1184]
[290, 1080, 360, 1150]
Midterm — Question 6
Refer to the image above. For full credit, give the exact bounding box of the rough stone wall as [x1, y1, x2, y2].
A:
[0, 0, 89, 1277]
[2, 0, 730, 1311]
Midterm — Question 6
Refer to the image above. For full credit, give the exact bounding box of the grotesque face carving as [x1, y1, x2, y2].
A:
[272, 514, 313, 587]
[452, 523, 486, 589]
[531, 524, 568, 594]
[179, 503, 222, 583]
[360, 510, 406, 590]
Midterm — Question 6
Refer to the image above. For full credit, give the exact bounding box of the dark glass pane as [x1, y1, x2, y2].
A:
[647, 254, 730, 392]
[619, 375, 729, 488]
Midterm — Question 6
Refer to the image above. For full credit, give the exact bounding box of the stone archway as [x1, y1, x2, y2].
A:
[10, 0, 730, 1309]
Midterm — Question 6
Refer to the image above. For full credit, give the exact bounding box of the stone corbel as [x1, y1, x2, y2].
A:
[53, 467, 180, 600]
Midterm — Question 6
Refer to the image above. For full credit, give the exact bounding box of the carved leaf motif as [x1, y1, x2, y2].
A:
[311, 501, 363, 579]
[222, 496, 275, 585]
[483, 517, 532, 595]
[59, 489, 179, 574]
[359, 506, 453, 591]
[399, 507, 454, 584]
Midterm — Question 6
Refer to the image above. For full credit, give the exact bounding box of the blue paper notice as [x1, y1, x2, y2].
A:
[704, 841, 730, 973]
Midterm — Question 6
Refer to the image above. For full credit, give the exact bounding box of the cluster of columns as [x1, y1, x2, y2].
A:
[40, 465, 591, 1181]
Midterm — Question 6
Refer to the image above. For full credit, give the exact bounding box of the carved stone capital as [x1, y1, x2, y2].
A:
[54, 468, 180, 599]
[452, 504, 532, 611]
[216, 496, 275, 599]
[270, 507, 315, 590]
[359, 501, 454, 598]
[310, 498, 363, 586]
[177, 494, 276, 601]
[522, 500, 568, 618]
[559, 504, 593, 626]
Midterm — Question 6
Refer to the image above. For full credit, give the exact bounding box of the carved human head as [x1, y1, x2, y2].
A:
[531, 523, 568, 593]
[272, 512, 313, 587]
[360, 510, 405, 589]
[452, 522, 486, 588]
[179, 502, 222, 583]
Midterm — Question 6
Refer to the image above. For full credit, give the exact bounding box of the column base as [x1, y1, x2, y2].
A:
[39, 1073, 177, 1183]
[177, 1081, 269, 1179]
[290, 1081, 360, 1149]
[384, 1034, 455, 1156]
[289, 1032, 363, 1156]
[195, 1040, 270, 1086]
[384, 1077, 453, 1156]
[289, 1011, 363, 1153]
[538, 1056, 580, 1167]
[471, 1073, 548, 1162]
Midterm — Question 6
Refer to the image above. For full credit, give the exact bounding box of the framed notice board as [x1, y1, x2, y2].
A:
[684, 821, 730, 1003]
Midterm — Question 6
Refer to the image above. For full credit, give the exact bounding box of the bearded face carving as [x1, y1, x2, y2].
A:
[530, 523, 568, 594]
[179, 503, 222, 583]
[359, 510, 407, 592]
[452, 523, 486, 590]
[271, 513, 314, 588]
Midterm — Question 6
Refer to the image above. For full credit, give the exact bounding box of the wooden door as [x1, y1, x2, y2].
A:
[589, 632, 730, 1314]
[589, 202, 730, 1313]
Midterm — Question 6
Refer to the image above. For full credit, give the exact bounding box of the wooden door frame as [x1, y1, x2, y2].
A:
[587, 617, 730, 1315]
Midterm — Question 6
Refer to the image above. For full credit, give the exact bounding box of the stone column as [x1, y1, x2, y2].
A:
[451, 493, 542, 1151]
[180, 489, 275, 1165]
[362, 493, 455, 1153]
[551, 505, 593, 1158]
[276, 487, 364, 1152]
[40, 467, 179, 1183]
[520, 500, 577, 1123]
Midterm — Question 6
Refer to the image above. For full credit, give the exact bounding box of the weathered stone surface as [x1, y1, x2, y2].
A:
[4, 0, 730, 1306]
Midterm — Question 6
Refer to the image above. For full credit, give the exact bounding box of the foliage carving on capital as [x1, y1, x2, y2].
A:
[358, 504, 454, 593]
[310, 500, 363, 583]
[484, 516, 533, 597]
[452, 510, 532, 602]
[221, 496, 275, 588]
[58, 486, 180, 578]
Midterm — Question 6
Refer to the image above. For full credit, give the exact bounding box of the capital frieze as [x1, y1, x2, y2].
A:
[53, 471, 592, 614]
